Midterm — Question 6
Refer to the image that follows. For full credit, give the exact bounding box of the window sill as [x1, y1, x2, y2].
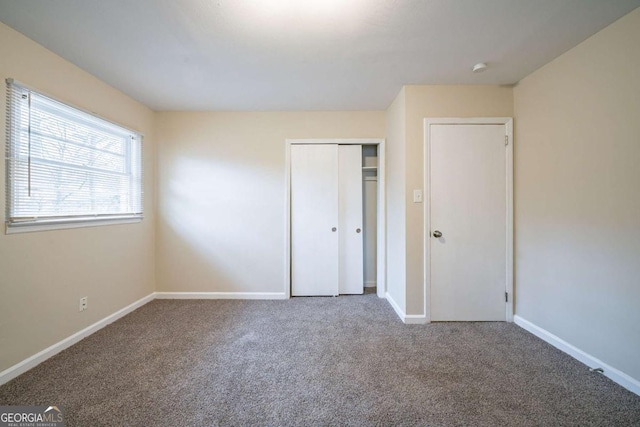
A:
[5, 216, 143, 234]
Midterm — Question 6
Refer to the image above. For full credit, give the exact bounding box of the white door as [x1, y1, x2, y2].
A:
[429, 124, 507, 321]
[291, 144, 339, 296]
[290, 144, 364, 296]
[338, 145, 364, 294]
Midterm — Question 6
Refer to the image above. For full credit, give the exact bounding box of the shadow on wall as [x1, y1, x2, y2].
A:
[157, 155, 285, 293]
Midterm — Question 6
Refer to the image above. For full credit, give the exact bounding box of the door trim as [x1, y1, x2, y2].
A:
[423, 118, 513, 322]
[285, 139, 386, 299]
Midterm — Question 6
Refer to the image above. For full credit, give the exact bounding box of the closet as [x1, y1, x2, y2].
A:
[362, 145, 378, 289]
[290, 143, 378, 297]
[291, 144, 363, 296]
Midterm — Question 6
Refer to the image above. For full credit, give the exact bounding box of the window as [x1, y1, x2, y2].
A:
[5, 79, 143, 233]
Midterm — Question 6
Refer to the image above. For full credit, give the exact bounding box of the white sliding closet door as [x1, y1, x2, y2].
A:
[290, 144, 364, 296]
[291, 144, 339, 296]
[339, 145, 364, 294]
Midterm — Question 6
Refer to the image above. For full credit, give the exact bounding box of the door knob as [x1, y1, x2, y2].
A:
[356, 228, 361, 233]
[433, 230, 442, 238]
[332, 227, 337, 232]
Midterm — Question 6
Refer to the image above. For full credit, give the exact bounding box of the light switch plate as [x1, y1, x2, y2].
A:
[413, 189, 423, 203]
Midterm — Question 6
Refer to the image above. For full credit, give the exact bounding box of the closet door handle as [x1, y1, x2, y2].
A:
[332, 227, 337, 232]
[356, 228, 361, 233]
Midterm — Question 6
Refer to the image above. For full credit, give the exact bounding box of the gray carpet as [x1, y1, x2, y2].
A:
[1, 293, 639, 426]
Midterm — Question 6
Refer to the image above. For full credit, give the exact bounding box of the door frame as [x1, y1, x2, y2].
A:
[285, 138, 386, 299]
[423, 118, 513, 322]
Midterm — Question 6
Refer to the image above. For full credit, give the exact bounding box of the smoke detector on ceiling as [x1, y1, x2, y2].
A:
[472, 63, 488, 73]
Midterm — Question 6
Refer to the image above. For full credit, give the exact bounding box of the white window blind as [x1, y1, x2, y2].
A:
[5, 79, 143, 232]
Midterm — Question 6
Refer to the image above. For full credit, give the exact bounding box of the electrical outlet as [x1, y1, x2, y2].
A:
[79, 297, 88, 312]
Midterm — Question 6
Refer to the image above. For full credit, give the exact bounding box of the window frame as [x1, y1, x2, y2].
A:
[5, 79, 144, 234]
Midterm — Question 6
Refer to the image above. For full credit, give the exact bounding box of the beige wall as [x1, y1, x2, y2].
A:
[514, 8, 640, 380]
[155, 111, 385, 293]
[384, 88, 407, 311]
[404, 85, 514, 315]
[0, 23, 156, 373]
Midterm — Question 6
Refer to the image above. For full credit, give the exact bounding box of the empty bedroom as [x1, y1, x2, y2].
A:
[0, 1, 639, 426]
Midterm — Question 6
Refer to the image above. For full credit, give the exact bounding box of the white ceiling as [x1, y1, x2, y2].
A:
[1, 0, 638, 111]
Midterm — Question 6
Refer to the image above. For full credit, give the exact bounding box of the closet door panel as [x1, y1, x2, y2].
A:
[338, 145, 364, 294]
[291, 144, 339, 296]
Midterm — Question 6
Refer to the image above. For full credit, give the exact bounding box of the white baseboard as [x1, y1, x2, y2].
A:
[364, 281, 377, 288]
[385, 292, 405, 321]
[154, 292, 288, 300]
[404, 314, 428, 325]
[385, 292, 427, 324]
[0, 293, 155, 386]
[514, 315, 640, 396]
